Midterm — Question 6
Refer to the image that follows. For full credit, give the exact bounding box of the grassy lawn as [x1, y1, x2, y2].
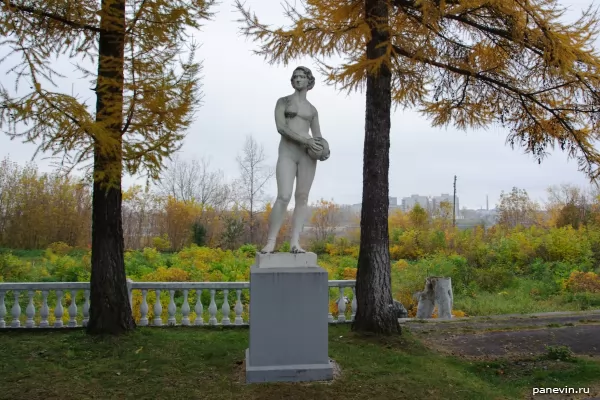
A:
[1, 325, 599, 399]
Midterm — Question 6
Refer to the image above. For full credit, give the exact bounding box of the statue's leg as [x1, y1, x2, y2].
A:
[289, 155, 317, 253]
[261, 155, 296, 253]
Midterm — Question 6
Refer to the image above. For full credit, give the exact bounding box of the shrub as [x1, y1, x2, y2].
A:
[47, 242, 73, 256]
[0, 252, 31, 282]
[564, 271, 600, 293]
[152, 234, 172, 252]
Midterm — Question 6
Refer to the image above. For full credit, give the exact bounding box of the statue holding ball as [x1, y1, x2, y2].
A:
[260, 66, 331, 254]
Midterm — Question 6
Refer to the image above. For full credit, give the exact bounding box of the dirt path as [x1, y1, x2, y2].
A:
[403, 310, 600, 359]
[404, 310, 600, 399]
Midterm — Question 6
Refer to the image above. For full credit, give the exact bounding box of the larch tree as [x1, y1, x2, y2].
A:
[0, 0, 214, 334]
[236, 0, 600, 334]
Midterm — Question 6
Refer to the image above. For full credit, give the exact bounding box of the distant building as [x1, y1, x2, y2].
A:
[350, 196, 401, 212]
[401, 194, 430, 212]
[431, 193, 459, 217]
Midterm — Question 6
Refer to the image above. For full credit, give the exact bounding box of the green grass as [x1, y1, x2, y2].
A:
[454, 279, 600, 316]
[0, 248, 46, 259]
[1, 325, 599, 400]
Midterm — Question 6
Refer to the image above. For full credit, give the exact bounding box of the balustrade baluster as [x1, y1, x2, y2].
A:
[221, 289, 230, 325]
[26, 291, 35, 328]
[351, 287, 357, 321]
[208, 289, 217, 325]
[139, 290, 149, 326]
[194, 289, 204, 326]
[82, 290, 90, 327]
[234, 289, 243, 325]
[68, 290, 78, 327]
[168, 290, 177, 326]
[337, 286, 346, 323]
[153, 289, 162, 326]
[181, 290, 190, 326]
[328, 287, 334, 323]
[11, 291, 21, 327]
[0, 291, 6, 328]
[40, 291, 49, 328]
[54, 290, 64, 328]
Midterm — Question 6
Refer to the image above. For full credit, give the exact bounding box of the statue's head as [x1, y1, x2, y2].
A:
[290, 66, 315, 91]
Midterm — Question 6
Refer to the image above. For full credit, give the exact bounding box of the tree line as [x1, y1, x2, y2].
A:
[0, 151, 357, 251]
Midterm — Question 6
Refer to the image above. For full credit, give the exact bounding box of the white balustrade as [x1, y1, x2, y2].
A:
[40, 291, 49, 327]
[26, 291, 35, 328]
[234, 289, 244, 325]
[0, 291, 6, 328]
[11, 291, 20, 328]
[82, 290, 90, 327]
[208, 289, 218, 325]
[54, 290, 64, 328]
[139, 290, 149, 326]
[221, 289, 231, 326]
[0, 280, 357, 328]
[351, 287, 357, 321]
[167, 290, 176, 326]
[68, 290, 78, 327]
[337, 286, 347, 323]
[194, 289, 204, 326]
[181, 290, 190, 326]
[153, 289, 162, 326]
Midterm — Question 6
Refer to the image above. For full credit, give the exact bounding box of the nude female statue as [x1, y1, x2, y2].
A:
[260, 66, 330, 254]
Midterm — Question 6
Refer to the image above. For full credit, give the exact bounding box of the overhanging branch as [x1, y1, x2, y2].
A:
[4, 2, 103, 33]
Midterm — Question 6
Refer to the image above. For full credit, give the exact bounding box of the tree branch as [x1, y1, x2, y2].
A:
[4, 2, 103, 33]
[391, 43, 598, 174]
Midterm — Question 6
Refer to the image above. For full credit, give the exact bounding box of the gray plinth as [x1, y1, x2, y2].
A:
[245, 256, 333, 383]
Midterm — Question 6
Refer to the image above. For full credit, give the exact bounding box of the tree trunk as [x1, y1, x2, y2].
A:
[87, 0, 135, 335]
[352, 0, 400, 335]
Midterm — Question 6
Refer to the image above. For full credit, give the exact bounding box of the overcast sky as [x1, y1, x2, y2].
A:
[0, 0, 598, 209]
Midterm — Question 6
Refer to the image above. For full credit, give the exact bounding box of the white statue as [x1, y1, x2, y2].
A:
[261, 66, 330, 254]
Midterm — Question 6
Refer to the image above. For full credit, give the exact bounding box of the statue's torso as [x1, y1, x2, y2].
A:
[279, 95, 315, 158]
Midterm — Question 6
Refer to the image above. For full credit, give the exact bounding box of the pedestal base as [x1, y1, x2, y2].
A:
[245, 349, 333, 383]
[245, 256, 332, 383]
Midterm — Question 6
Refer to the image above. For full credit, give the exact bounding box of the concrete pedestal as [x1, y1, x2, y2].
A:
[245, 253, 333, 383]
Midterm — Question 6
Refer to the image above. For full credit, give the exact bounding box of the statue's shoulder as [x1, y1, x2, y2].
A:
[276, 96, 291, 106]
[308, 101, 318, 116]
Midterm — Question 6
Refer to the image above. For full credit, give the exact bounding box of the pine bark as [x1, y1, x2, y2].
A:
[352, 0, 401, 335]
[87, 0, 135, 335]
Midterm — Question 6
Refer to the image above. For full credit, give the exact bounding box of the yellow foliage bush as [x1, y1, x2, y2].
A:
[393, 259, 410, 271]
[152, 234, 171, 252]
[395, 289, 418, 317]
[141, 267, 191, 282]
[47, 242, 72, 256]
[389, 245, 403, 260]
[341, 267, 356, 280]
[565, 271, 600, 293]
[329, 299, 338, 317]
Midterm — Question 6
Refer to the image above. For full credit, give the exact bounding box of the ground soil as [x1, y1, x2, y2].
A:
[404, 310, 600, 400]
[404, 310, 600, 359]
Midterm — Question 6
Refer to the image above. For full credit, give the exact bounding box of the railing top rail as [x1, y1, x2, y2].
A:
[328, 280, 356, 287]
[0, 279, 356, 291]
[130, 282, 250, 290]
[0, 282, 90, 291]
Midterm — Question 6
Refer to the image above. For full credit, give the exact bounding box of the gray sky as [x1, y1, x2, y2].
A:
[0, 0, 597, 209]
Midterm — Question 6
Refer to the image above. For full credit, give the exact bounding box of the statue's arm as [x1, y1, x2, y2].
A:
[310, 106, 322, 138]
[274, 97, 308, 146]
